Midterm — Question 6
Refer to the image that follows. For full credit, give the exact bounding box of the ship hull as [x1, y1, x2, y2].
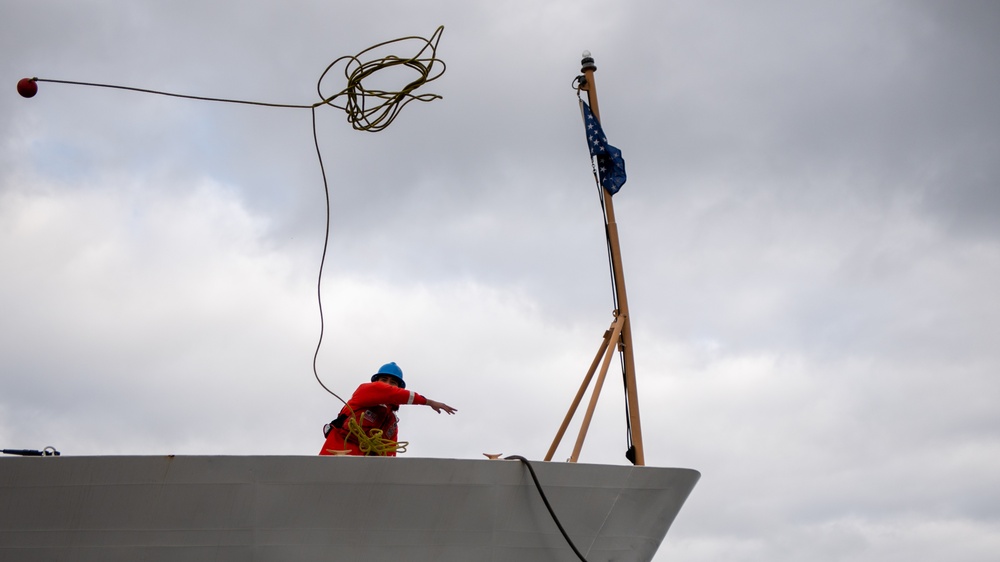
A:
[0, 455, 698, 561]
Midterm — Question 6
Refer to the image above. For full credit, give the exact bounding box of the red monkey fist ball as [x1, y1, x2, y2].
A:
[17, 78, 38, 98]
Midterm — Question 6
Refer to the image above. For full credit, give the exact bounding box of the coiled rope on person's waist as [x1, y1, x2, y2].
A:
[345, 413, 409, 456]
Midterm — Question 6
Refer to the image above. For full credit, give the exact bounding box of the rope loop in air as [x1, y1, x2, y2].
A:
[316, 26, 446, 132]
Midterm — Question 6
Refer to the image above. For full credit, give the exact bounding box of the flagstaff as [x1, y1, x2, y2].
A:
[546, 51, 646, 466]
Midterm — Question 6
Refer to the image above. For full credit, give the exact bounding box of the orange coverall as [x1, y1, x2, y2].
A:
[319, 381, 428, 456]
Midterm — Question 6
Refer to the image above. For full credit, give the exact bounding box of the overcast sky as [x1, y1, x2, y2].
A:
[2, 1, 999, 560]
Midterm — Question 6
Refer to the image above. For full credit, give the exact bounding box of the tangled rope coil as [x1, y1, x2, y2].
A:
[317, 26, 445, 132]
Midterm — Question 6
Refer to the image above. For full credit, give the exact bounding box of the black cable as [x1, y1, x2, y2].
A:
[596, 180, 635, 460]
[2, 447, 60, 456]
[309, 106, 347, 405]
[25, 28, 446, 406]
[505, 455, 589, 562]
[32, 78, 313, 108]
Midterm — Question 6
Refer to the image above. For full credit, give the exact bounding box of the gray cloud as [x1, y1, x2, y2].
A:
[3, 1, 999, 561]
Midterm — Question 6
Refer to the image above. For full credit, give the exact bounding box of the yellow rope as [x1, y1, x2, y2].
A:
[316, 26, 446, 132]
[346, 414, 408, 456]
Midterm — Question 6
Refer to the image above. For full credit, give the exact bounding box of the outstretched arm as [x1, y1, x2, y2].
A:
[349, 382, 457, 415]
[425, 399, 457, 415]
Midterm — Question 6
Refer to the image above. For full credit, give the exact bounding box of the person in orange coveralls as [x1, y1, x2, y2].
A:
[319, 362, 457, 456]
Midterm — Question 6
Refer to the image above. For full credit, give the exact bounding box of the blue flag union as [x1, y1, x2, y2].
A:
[581, 101, 627, 195]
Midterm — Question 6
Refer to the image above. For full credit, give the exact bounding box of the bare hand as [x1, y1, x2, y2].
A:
[427, 399, 457, 415]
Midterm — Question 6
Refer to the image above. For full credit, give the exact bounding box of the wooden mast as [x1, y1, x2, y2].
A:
[545, 52, 645, 466]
